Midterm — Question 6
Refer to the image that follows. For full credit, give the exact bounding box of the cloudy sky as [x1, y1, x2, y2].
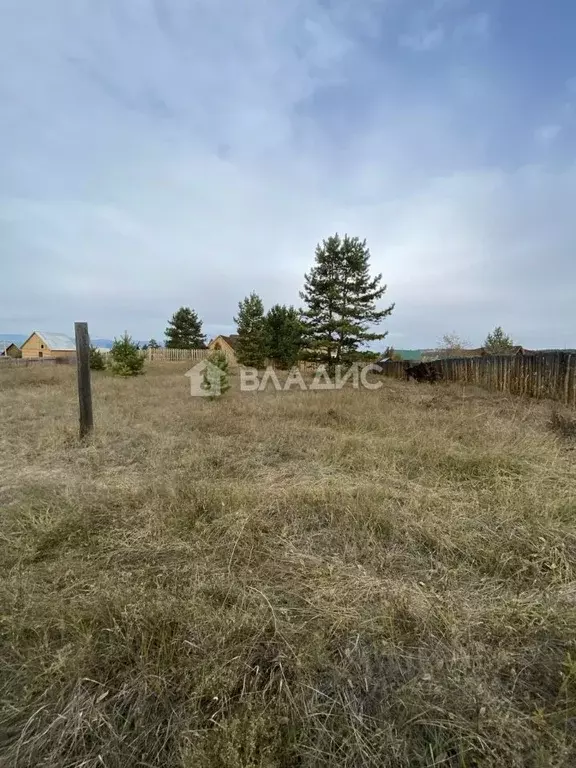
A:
[1, 0, 575, 349]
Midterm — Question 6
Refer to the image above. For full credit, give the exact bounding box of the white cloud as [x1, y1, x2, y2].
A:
[453, 12, 491, 42]
[398, 2, 490, 53]
[4, 158, 575, 349]
[535, 124, 562, 145]
[0, 0, 574, 350]
[399, 26, 445, 52]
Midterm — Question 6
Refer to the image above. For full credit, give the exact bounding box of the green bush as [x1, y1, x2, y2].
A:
[89, 346, 106, 371]
[202, 350, 230, 398]
[109, 333, 145, 377]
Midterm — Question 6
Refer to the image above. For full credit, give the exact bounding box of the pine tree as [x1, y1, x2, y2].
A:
[202, 350, 231, 399]
[300, 233, 394, 365]
[484, 326, 514, 354]
[148, 339, 161, 349]
[89, 345, 106, 371]
[264, 304, 303, 369]
[109, 332, 145, 376]
[165, 307, 206, 349]
[234, 292, 267, 368]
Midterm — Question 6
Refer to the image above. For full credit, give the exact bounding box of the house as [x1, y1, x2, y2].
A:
[208, 334, 239, 363]
[20, 331, 76, 360]
[425, 346, 527, 361]
[377, 349, 428, 362]
[535, 348, 576, 354]
[452, 346, 526, 358]
[0, 342, 21, 358]
[395, 349, 426, 362]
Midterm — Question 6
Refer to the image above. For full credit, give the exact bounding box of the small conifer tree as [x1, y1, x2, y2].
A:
[89, 345, 106, 371]
[235, 292, 268, 368]
[202, 350, 231, 398]
[484, 326, 514, 354]
[165, 307, 206, 348]
[264, 304, 303, 369]
[109, 332, 145, 377]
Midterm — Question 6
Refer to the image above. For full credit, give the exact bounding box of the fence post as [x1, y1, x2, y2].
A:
[74, 322, 94, 439]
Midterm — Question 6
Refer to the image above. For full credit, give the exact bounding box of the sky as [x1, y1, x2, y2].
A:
[1, 0, 575, 349]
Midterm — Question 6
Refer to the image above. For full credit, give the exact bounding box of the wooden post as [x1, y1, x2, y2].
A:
[75, 322, 94, 439]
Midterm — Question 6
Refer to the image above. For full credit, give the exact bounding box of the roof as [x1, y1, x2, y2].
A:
[454, 347, 486, 358]
[446, 346, 525, 358]
[394, 349, 424, 361]
[213, 334, 239, 351]
[23, 331, 76, 351]
[0, 341, 18, 353]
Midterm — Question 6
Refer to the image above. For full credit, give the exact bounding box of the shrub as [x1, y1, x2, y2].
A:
[109, 333, 145, 377]
[89, 346, 106, 371]
[202, 350, 231, 398]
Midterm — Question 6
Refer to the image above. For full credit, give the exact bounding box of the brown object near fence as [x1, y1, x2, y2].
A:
[378, 352, 576, 406]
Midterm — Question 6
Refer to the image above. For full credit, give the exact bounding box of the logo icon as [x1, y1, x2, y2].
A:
[185, 360, 227, 397]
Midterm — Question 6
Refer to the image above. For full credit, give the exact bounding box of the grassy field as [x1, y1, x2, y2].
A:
[2, 363, 576, 767]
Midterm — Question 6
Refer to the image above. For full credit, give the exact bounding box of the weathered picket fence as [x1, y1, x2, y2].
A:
[146, 348, 211, 362]
[379, 352, 576, 406]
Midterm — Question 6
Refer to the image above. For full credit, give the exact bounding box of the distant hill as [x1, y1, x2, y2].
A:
[0, 333, 27, 346]
[0, 335, 148, 350]
[90, 339, 152, 349]
[91, 338, 114, 349]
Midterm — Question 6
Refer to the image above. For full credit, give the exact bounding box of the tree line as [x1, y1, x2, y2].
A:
[162, 232, 395, 368]
[91, 231, 518, 377]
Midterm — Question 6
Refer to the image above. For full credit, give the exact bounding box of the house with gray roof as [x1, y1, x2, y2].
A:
[0, 341, 21, 358]
[20, 331, 76, 360]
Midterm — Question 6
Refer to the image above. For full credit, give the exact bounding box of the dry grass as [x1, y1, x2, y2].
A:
[550, 409, 576, 441]
[1, 363, 576, 767]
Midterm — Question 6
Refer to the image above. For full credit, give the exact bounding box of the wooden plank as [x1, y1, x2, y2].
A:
[521, 356, 528, 396]
[557, 352, 567, 403]
[74, 322, 94, 439]
[568, 355, 576, 407]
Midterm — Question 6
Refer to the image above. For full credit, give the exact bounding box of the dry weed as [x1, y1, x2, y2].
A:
[1, 364, 576, 766]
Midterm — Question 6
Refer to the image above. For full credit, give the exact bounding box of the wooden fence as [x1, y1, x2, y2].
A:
[0, 357, 72, 366]
[143, 349, 318, 368]
[145, 348, 211, 362]
[378, 352, 576, 407]
[6, 347, 573, 406]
